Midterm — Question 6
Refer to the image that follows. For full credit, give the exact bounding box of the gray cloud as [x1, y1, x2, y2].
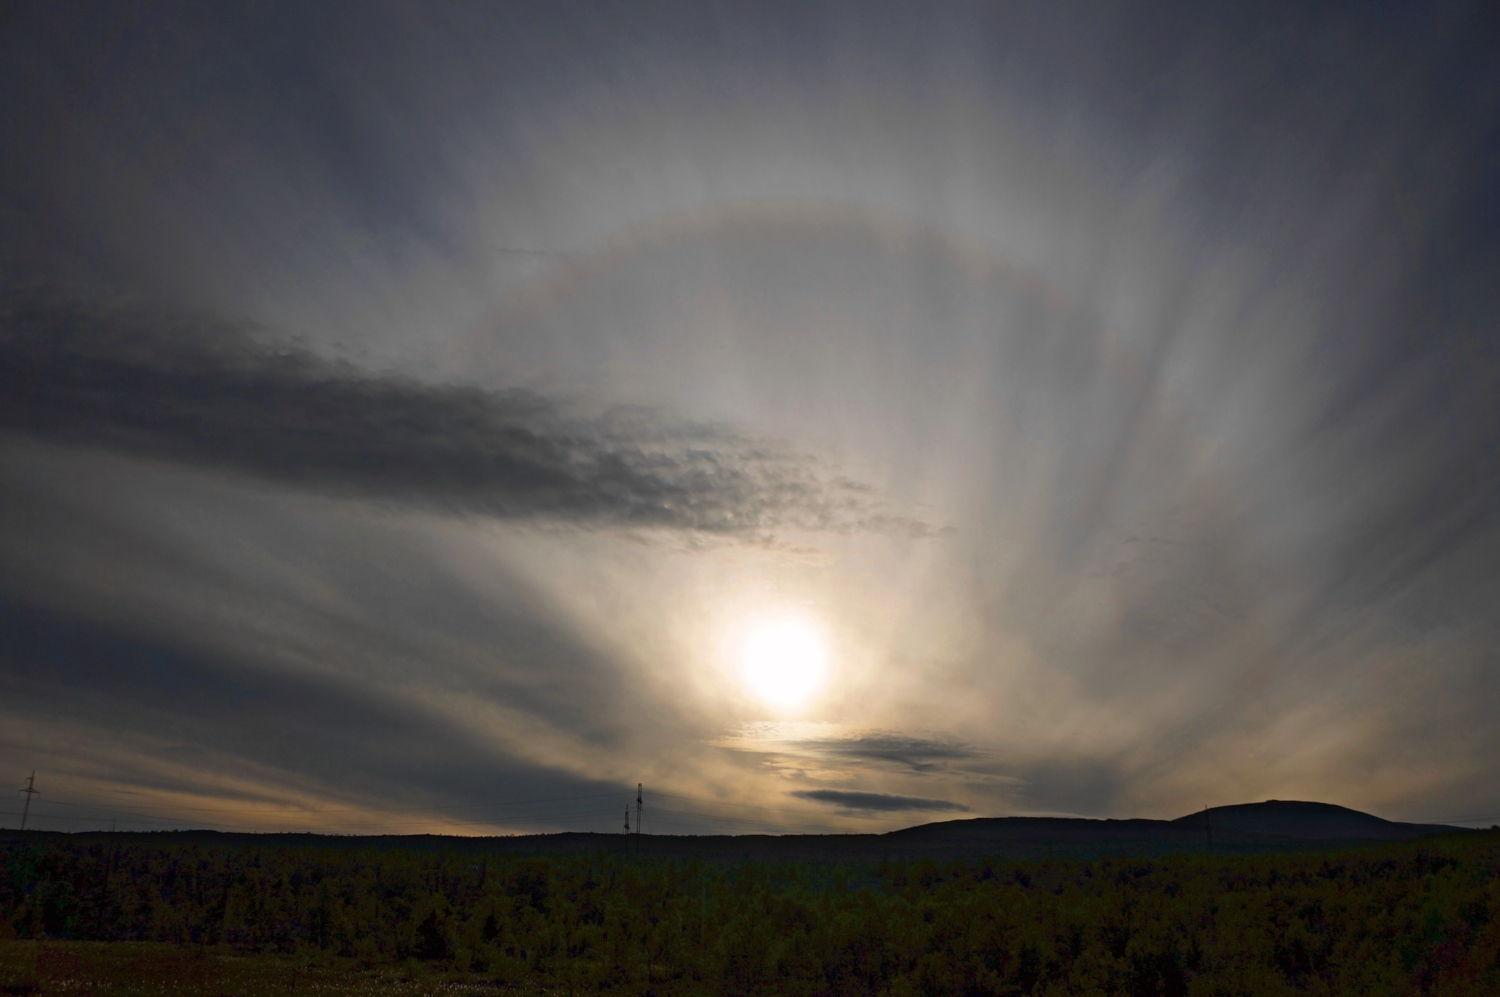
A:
[780, 740, 1123, 817]
[790, 790, 973, 814]
[790, 734, 981, 774]
[0, 288, 922, 538]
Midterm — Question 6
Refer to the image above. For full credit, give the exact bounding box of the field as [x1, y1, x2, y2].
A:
[3, 829, 1499, 995]
[0, 941, 522, 997]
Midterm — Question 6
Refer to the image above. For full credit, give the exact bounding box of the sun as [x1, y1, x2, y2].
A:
[736, 614, 829, 709]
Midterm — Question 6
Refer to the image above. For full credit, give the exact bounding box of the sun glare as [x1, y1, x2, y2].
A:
[736, 615, 829, 709]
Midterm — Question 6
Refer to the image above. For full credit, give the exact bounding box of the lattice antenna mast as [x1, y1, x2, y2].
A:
[623, 807, 630, 835]
[636, 784, 643, 836]
[19, 772, 39, 831]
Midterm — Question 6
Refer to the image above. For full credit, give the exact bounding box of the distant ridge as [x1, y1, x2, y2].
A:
[5, 800, 1470, 863]
[1170, 800, 1460, 841]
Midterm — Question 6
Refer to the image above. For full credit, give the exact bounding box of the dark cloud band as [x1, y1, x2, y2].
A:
[792, 733, 980, 773]
[791, 790, 973, 813]
[0, 290, 924, 537]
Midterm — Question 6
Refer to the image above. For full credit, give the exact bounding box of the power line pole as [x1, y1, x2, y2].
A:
[623, 807, 630, 834]
[636, 784, 643, 837]
[19, 772, 39, 831]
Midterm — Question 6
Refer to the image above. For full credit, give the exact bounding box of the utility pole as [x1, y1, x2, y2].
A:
[19, 772, 39, 831]
[636, 784, 643, 837]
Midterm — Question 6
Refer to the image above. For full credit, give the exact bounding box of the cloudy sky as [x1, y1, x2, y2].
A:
[3, 1, 1498, 836]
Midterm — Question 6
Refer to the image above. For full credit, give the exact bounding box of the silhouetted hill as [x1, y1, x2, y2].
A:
[9, 800, 1469, 862]
[1170, 799, 1459, 841]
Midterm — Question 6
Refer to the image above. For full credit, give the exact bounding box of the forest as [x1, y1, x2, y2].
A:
[2, 829, 1498, 995]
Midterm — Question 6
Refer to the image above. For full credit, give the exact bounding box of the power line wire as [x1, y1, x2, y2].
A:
[1417, 812, 1500, 824]
[58, 790, 626, 816]
[2, 804, 629, 833]
[5, 784, 902, 837]
[56, 787, 885, 822]
[650, 791, 886, 820]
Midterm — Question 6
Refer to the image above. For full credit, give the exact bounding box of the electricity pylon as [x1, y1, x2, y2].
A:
[19, 772, 39, 831]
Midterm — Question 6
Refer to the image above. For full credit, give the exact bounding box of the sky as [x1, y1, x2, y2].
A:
[3, 1, 1499, 836]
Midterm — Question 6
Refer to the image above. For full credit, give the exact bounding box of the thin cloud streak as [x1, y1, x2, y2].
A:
[790, 734, 981, 774]
[791, 790, 973, 814]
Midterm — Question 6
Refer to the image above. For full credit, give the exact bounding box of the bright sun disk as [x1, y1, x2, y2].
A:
[737, 615, 829, 709]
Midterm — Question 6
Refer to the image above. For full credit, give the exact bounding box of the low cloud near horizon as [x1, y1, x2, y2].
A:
[790, 790, 973, 815]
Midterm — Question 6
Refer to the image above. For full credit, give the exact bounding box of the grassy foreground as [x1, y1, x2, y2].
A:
[3, 829, 1499, 995]
[0, 940, 521, 996]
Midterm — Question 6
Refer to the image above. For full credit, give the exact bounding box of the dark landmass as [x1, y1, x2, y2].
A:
[5, 826, 1499, 995]
[1170, 799, 1460, 840]
[6, 800, 1469, 861]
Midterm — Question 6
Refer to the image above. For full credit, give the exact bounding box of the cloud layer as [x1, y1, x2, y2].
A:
[0, 288, 918, 538]
[790, 790, 973, 814]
